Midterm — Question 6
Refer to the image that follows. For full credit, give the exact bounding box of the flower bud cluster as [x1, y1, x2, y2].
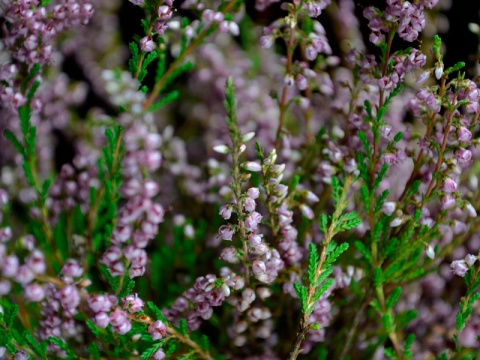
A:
[164, 270, 242, 330]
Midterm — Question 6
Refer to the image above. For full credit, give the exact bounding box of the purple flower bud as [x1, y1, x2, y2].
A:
[123, 294, 144, 313]
[465, 203, 477, 218]
[450, 260, 468, 277]
[26, 249, 47, 274]
[296, 74, 308, 91]
[16, 265, 34, 285]
[24, 284, 45, 302]
[157, 5, 172, 19]
[442, 178, 457, 193]
[245, 212, 262, 232]
[219, 205, 233, 220]
[110, 309, 132, 334]
[218, 225, 234, 241]
[220, 247, 239, 263]
[441, 195, 456, 210]
[154, 20, 168, 35]
[0, 280, 12, 295]
[244, 197, 256, 213]
[252, 260, 268, 282]
[88, 294, 115, 313]
[61, 259, 83, 278]
[0, 227, 12, 242]
[140, 37, 155, 52]
[148, 203, 164, 224]
[129, 0, 145, 5]
[299, 204, 314, 220]
[14, 351, 29, 360]
[457, 127, 472, 143]
[435, 63, 443, 80]
[416, 71, 430, 85]
[148, 320, 167, 340]
[153, 349, 166, 360]
[2, 255, 19, 278]
[456, 148, 472, 163]
[94, 312, 110, 328]
[56, 285, 81, 310]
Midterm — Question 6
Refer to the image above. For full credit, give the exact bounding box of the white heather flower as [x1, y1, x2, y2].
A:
[242, 162, 262, 172]
[426, 245, 435, 259]
[465, 254, 477, 266]
[213, 145, 230, 154]
[241, 132, 255, 143]
[390, 218, 402, 227]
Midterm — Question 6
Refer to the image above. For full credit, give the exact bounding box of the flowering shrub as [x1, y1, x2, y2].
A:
[1, 0, 480, 359]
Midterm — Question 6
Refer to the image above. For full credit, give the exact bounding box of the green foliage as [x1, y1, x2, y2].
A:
[148, 90, 180, 112]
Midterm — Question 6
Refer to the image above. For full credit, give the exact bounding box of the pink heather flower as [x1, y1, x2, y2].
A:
[219, 205, 232, 220]
[465, 203, 477, 218]
[154, 20, 168, 35]
[450, 260, 469, 277]
[129, 0, 145, 5]
[153, 350, 166, 360]
[442, 178, 457, 193]
[140, 37, 155, 52]
[61, 259, 84, 278]
[441, 195, 456, 210]
[88, 295, 115, 313]
[457, 127, 472, 143]
[416, 71, 430, 85]
[148, 320, 167, 340]
[57, 285, 81, 310]
[456, 148, 472, 163]
[220, 247, 239, 263]
[110, 309, 132, 334]
[123, 294, 144, 313]
[382, 202, 396, 216]
[245, 212, 262, 232]
[157, 5, 172, 20]
[0, 227, 12, 242]
[247, 188, 259, 200]
[218, 225, 234, 241]
[2, 255, 19, 278]
[24, 284, 45, 302]
[16, 265, 34, 285]
[378, 76, 394, 91]
[300, 204, 314, 220]
[14, 351, 29, 360]
[465, 254, 477, 266]
[26, 249, 47, 274]
[0, 280, 12, 295]
[244, 197, 256, 213]
[94, 312, 110, 328]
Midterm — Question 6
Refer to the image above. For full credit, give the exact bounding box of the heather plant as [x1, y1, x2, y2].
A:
[1, 0, 480, 359]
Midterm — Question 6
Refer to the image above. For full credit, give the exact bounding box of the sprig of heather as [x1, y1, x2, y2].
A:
[288, 175, 360, 360]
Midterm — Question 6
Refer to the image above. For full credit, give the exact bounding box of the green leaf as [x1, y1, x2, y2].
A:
[41, 179, 51, 203]
[373, 164, 389, 191]
[293, 282, 308, 313]
[433, 34, 442, 58]
[179, 318, 188, 335]
[336, 212, 362, 232]
[129, 42, 140, 75]
[331, 176, 340, 207]
[386, 287, 402, 310]
[3, 129, 24, 155]
[148, 90, 180, 112]
[147, 301, 168, 322]
[319, 214, 328, 234]
[48, 336, 76, 359]
[445, 61, 465, 75]
[87, 342, 101, 359]
[354, 241, 373, 264]
[393, 131, 403, 143]
[141, 343, 162, 360]
[119, 279, 136, 298]
[308, 243, 320, 285]
[374, 267, 383, 288]
[326, 242, 349, 264]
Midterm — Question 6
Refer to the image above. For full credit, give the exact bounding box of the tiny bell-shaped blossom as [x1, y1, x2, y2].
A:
[416, 70, 430, 85]
[148, 320, 167, 340]
[244, 197, 256, 213]
[434, 63, 444, 80]
[465, 203, 477, 218]
[218, 225, 234, 241]
[425, 245, 435, 259]
[300, 204, 314, 220]
[219, 205, 233, 220]
[220, 247, 239, 263]
[247, 187, 259, 199]
[442, 178, 457, 193]
[94, 312, 110, 328]
[457, 127, 472, 143]
[213, 144, 230, 154]
[456, 148, 472, 163]
[123, 294, 144, 313]
[241, 132, 255, 143]
[390, 218, 403, 227]
[242, 162, 262, 172]
[153, 349, 166, 360]
[441, 195, 456, 210]
[140, 37, 155, 52]
[450, 260, 469, 277]
[465, 254, 477, 266]
[154, 20, 168, 35]
[283, 74, 294, 87]
[382, 202, 396, 216]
